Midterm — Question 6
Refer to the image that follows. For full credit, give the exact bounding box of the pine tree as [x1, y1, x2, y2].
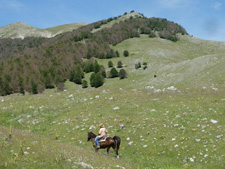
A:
[90, 73, 96, 87]
[94, 61, 101, 73]
[94, 73, 104, 88]
[90, 72, 104, 88]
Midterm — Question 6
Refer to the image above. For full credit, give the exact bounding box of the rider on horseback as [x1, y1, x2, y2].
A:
[96, 123, 107, 148]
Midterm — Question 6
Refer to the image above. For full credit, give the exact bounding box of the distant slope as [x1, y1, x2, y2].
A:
[109, 35, 225, 89]
[0, 22, 87, 39]
[45, 22, 88, 35]
[0, 22, 52, 39]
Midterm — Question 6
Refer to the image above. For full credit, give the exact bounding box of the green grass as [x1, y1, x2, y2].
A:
[45, 22, 88, 35]
[1, 35, 225, 168]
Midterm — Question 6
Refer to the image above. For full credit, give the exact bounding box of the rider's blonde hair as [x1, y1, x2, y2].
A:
[99, 123, 104, 128]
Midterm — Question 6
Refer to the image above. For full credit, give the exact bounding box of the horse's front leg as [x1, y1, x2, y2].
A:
[106, 147, 110, 155]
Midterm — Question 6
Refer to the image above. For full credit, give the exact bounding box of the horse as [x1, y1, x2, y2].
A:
[87, 132, 121, 158]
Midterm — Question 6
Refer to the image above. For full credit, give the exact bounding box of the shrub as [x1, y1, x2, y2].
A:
[143, 62, 148, 70]
[82, 80, 88, 88]
[115, 50, 120, 57]
[119, 69, 127, 79]
[135, 62, 141, 69]
[143, 65, 148, 70]
[109, 67, 119, 78]
[123, 50, 129, 57]
[108, 60, 113, 68]
[117, 60, 123, 68]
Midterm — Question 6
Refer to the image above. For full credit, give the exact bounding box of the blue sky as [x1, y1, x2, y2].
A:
[0, 0, 224, 42]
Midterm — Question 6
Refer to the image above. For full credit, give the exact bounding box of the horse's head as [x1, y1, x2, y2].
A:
[87, 132, 96, 141]
[87, 132, 91, 141]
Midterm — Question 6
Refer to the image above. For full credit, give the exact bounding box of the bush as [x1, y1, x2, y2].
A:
[115, 50, 120, 57]
[143, 62, 148, 70]
[123, 50, 129, 57]
[135, 62, 141, 69]
[82, 80, 88, 88]
[108, 60, 113, 68]
[109, 67, 119, 78]
[119, 69, 127, 79]
[143, 62, 147, 66]
[117, 60, 123, 68]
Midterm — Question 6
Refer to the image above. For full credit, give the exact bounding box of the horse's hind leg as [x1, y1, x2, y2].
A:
[114, 148, 119, 158]
[106, 147, 110, 155]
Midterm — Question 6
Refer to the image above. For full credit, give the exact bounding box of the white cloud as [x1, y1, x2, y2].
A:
[0, 0, 25, 11]
[213, 2, 222, 10]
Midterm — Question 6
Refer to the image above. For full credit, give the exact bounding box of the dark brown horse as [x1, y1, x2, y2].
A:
[87, 132, 121, 158]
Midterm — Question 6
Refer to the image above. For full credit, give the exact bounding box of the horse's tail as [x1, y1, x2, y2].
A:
[113, 136, 121, 151]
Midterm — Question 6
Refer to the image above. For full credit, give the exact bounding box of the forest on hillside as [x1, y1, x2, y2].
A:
[0, 12, 187, 96]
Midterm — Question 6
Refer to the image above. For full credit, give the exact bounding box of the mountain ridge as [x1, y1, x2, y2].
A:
[0, 21, 88, 39]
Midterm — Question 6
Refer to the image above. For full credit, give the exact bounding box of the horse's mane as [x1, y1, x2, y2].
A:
[89, 132, 97, 138]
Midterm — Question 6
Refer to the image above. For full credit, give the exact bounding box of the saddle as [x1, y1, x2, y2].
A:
[98, 136, 108, 143]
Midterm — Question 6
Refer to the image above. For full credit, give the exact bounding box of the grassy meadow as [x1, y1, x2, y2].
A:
[1, 35, 225, 168]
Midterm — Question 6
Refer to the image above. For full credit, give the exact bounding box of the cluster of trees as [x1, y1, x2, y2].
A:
[0, 12, 187, 96]
[135, 62, 148, 70]
[108, 60, 123, 68]
[71, 58, 106, 88]
[107, 60, 127, 79]
[109, 67, 127, 79]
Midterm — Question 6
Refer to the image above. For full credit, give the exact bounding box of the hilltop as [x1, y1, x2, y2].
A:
[0, 21, 87, 39]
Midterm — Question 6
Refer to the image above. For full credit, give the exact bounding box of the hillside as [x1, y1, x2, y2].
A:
[0, 12, 187, 96]
[0, 22, 87, 39]
[109, 35, 225, 88]
[45, 22, 88, 35]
